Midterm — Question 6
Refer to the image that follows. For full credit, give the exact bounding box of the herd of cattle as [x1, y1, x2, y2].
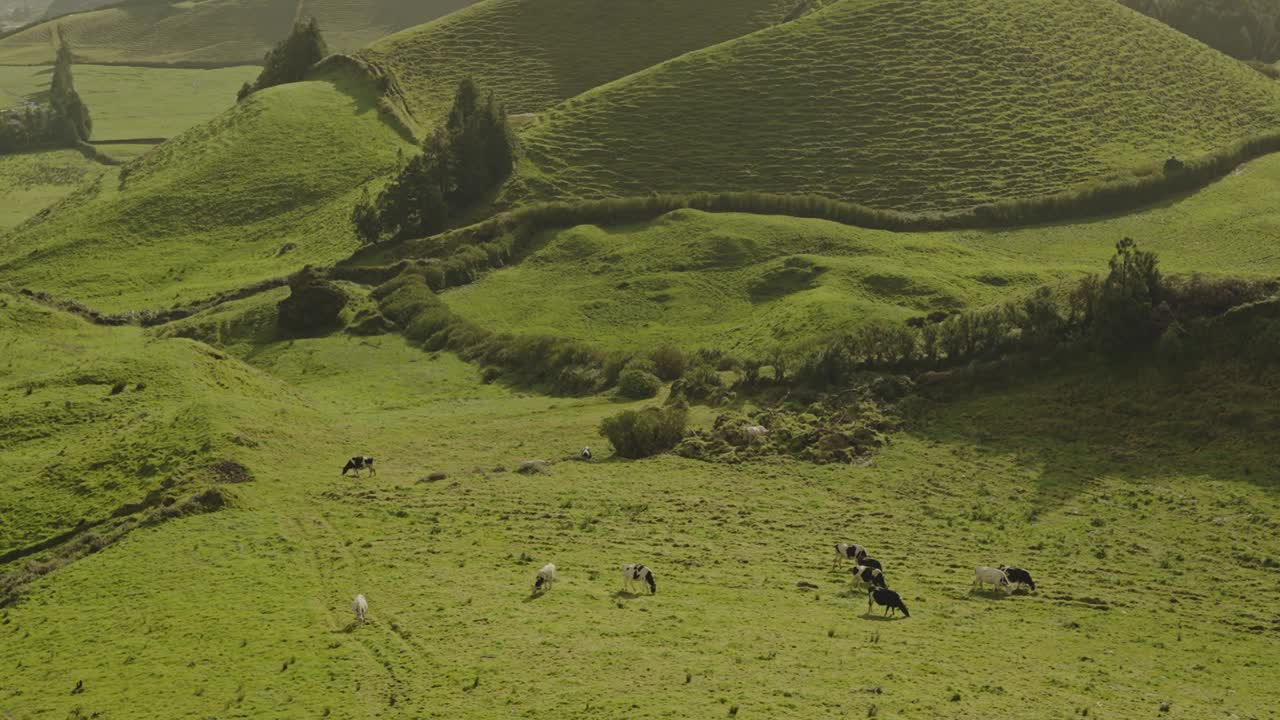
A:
[340, 456, 1038, 625]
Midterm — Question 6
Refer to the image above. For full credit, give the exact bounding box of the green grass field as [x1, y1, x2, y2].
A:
[509, 0, 1280, 212]
[445, 152, 1280, 356]
[0, 0, 481, 66]
[1, 290, 1276, 718]
[359, 0, 798, 122]
[0, 149, 105, 230]
[0, 64, 414, 312]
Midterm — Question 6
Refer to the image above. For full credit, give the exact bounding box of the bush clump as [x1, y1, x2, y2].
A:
[277, 267, 347, 336]
[617, 367, 662, 399]
[238, 18, 328, 100]
[650, 345, 686, 381]
[599, 406, 688, 459]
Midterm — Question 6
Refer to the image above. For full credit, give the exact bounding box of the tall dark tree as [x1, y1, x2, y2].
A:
[1094, 238, 1166, 355]
[50, 31, 91, 142]
[239, 17, 328, 101]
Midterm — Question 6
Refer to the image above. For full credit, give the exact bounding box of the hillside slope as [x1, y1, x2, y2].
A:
[0, 0, 481, 65]
[510, 0, 1280, 212]
[0, 65, 414, 311]
[358, 0, 799, 124]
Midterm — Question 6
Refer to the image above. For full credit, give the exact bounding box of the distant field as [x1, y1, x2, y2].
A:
[359, 0, 798, 123]
[0, 0, 482, 66]
[447, 153, 1280, 356]
[0, 149, 105, 231]
[510, 0, 1280, 212]
[0, 66, 415, 311]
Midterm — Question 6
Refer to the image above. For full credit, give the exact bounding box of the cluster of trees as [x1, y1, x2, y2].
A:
[237, 18, 328, 101]
[1120, 0, 1280, 62]
[1, 34, 90, 154]
[793, 239, 1278, 388]
[352, 79, 517, 245]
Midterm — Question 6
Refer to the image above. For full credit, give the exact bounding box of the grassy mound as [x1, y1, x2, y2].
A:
[446, 151, 1280, 356]
[510, 0, 1280, 212]
[0, 292, 285, 562]
[0, 65, 414, 311]
[0, 0, 480, 65]
[358, 0, 798, 123]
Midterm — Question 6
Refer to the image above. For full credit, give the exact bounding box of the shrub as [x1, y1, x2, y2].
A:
[277, 267, 347, 335]
[239, 18, 328, 100]
[599, 406, 688, 459]
[650, 345, 686, 381]
[670, 364, 724, 403]
[617, 368, 662, 399]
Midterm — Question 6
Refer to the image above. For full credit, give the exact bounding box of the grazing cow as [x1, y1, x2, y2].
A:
[860, 557, 883, 572]
[851, 565, 887, 592]
[622, 564, 657, 594]
[973, 566, 1013, 594]
[534, 563, 557, 592]
[743, 425, 769, 442]
[867, 587, 910, 617]
[832, 542, 868, 569]
[999, 565, 1036, 591]
[353, 594, 368, 624]
[341, 456, 376, 477]
[581, 447, 592, 461]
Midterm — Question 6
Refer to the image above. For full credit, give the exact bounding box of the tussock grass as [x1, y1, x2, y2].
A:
[511, 0, 1280, 213]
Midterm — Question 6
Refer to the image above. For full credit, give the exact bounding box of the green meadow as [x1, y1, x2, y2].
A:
[2, 0, 1280, 717]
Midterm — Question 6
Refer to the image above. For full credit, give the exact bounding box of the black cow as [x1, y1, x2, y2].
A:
[999, 565, 1036, 591]
[860, 557, 883, 572]
[867, 587, 910, 618]
[342, 456, 376, 477]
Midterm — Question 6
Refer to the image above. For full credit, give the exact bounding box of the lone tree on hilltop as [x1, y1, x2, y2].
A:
[239, 17, 328, 101]
[50, 30, 91, 142]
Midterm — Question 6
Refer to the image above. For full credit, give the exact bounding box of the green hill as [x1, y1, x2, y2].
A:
[0, 64, 414, 311]
[0, 149, 106, 231]
[509, 0, 1280, 212]
[444, 152, 1280, 356]
[358, 0, 799, 123]
[0, 0, 481, 66]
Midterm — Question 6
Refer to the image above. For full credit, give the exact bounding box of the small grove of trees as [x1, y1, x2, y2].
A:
[238, 18, 328, 101]
[1, 32, 91, 154]
[599, 406, 688, 459]
[351, 79, 517, 245]
[1120, 0, 1280, 62]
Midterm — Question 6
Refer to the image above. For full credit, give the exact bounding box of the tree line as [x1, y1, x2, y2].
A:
[1, 32, 91, 154]
[1120, 0, 1280, 62]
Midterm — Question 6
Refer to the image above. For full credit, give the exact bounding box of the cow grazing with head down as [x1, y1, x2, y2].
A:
[533, 563, 557, 593]
[859, 557, 883, 572]
[851, 565, 887, 592]
[832, 542, 868, 569]
[580, 447, 592, 461]
[867, 587, 909, 617]
[622, 564, 657, 594]
[973, 566, 1012, 594]
[342, 456, 376, 477]
[353, 594, 368, 624]
[999, 565, 1036, 591]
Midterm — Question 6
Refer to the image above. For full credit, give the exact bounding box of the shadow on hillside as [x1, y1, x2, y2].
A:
[910, 359, 1280, 511]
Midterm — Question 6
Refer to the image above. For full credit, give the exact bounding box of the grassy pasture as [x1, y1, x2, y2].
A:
[445, 152, 1280, 356]
[510, 0, 1280, 212]
[0, 149, 104, 230]
[0, 314, 1275, 718]
[359, 0, 798, 123]
[0, 66, 415, 312]
[0, 0, 481, 65]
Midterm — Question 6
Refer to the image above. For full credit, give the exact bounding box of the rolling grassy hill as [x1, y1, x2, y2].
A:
[0, 64, 414, 311]
[0, 150, 105, 230]
[358, 0, 800, 123]
[445, 151, 1280, 356]
[508, 0, 1280, 212]
[0, 0, 481, 66]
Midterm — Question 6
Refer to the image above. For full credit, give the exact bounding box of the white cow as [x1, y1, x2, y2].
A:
[743, 425, 769, 442]
[973, 566, 1012, 594]
[832, 542, 868, 569]
[534, 563, 557, 592]
[353, 594, 368, 623]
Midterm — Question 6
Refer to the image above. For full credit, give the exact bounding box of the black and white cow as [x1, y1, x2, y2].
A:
[851, 565, 887, 592]
[341, 456, 376, 477]
[832, 542, 868, 569]
[622, 564, 657, 594]
[867, 587, 910, 618]
[580, 447, 592, 461]
[859, 557, 883, 572]
[999, 565, 1036, 592]
[533, 563, 557, 592]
